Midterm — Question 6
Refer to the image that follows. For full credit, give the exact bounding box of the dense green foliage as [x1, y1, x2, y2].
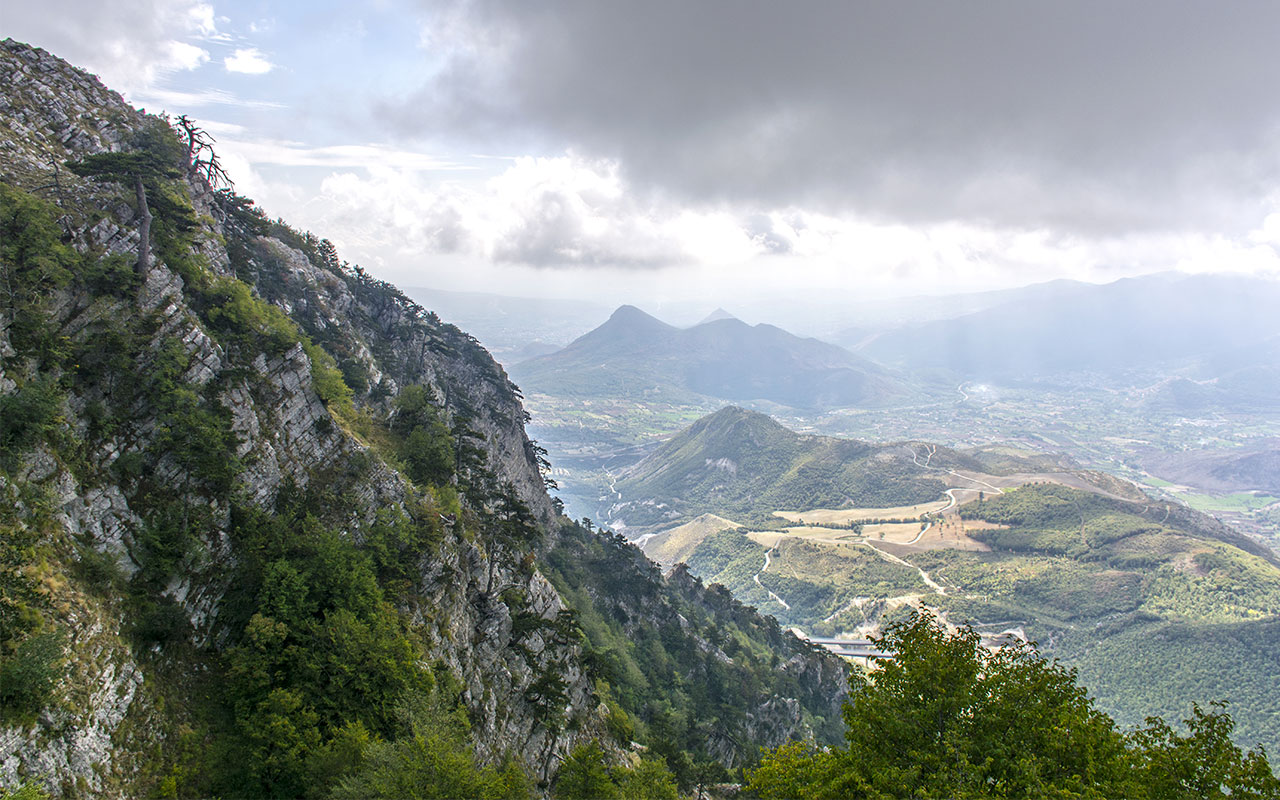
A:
[0, 183, 78, 725]
[0, 632, 64, 723]
[215, 500, 434, 796]
[328, 693, 532, 800]
[552, 742, 679, 800]
[543, 520, 844, 791]
[748, 612, 1279, 800]
[1066, 618, 1280, 752]
[0, 183, 75, 365]
[390, 385, 455, 486]
[935, 484, 1280, 754]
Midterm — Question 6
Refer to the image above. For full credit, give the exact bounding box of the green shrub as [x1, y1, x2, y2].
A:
[0, 183, 75, 361]
[0, 783, 51, 800]
[390, 385, 454, 486]
[0, 376, 65, 469]
[72, 543, 128, 595]
[0, 631, 64, 721]
[330, 692, 533, 800]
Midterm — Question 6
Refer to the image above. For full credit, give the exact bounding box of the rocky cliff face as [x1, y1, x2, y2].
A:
[0, 39, 846, 797]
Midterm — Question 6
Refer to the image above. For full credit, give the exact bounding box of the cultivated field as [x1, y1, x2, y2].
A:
[775, 501, 949, 525]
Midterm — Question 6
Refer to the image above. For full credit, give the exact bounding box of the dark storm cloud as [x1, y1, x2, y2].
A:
[387, 1, 1280, 235]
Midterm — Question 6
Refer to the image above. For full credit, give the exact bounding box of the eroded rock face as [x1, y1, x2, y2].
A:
[0, 37, 846, 797]
[0, 37, 592, 794]
[238, 237, 556, 527]
[0, 560, 146, 797]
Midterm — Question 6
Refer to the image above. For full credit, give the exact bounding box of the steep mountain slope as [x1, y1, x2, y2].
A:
[861, 273, 1280, 381]
[1142, 441, 1280, 495]
[511, 305, 913, 410]
[0, 40, 845, 798]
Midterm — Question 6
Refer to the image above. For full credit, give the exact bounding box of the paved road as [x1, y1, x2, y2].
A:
[906, 488, 960, 544]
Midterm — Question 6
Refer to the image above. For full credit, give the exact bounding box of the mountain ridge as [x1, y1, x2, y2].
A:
[612, 406, 955, 530]
[861, 272, 1280, 381]
[0, 39, 846, 797]
[513, 305, 914, 410]
[614, 407, 1280, 756]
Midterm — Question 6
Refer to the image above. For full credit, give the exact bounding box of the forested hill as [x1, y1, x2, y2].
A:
[613, 406, 1280, 758]
[613, 406, 962, 529]
[0, 39, 846, 798]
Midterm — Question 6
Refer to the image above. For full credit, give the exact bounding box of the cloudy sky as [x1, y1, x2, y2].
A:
[8, 0, 1280, 311]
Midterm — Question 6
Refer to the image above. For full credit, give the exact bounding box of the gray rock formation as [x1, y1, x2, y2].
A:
[0, 38, 846, 797]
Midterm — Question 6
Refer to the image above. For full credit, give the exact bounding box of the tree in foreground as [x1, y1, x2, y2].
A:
[329, 691, 532, 800]
[66, 121, 186, 277]
[747, 610, 1278, 799]
[554, 742, 679, 800]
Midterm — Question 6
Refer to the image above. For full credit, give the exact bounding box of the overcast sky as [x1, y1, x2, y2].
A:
[7, 0, 1280, 311]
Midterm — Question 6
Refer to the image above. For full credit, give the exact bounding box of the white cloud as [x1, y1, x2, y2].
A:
[130, 88, 285, 111]
[224, 48, 275, 75]
[285, 156, 819, 270]
[235, 152, 1280, 294]
[164, 40, 211, 72]
[3, 0, 219, 94]
[214, 136, 470, 171]
[186, 3, 218, 37]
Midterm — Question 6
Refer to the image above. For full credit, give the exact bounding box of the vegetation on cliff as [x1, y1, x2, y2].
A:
[0, 39, 849, 798]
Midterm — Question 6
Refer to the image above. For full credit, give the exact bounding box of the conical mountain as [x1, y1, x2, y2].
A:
[613, 407, 952, 527]
[576, 304, 679, 349]
[511, 306, 913, 409]
[696, 307, 738, 325]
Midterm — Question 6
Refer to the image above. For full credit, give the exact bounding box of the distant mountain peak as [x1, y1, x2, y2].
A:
[512, 302, 912, 410]
[693, 405, 787, 437]
[603, 304, 672, 331]
[610, 303, 655, 320]
[697, 307, 738, 325]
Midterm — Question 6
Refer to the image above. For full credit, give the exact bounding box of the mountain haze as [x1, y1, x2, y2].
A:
[399, 287, 608, 363]
[512, 305, 913, 410]
[697, 307, 738, 325]
[862, 273, 1280, 381]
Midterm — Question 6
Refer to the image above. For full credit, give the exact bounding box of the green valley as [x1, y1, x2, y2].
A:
[611, 409, 1280, 756]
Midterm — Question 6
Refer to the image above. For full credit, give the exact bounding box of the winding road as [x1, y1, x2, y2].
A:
[753, 547, 791, 610]
[859, 541, 946, 595]
[910, 444, 1007, 494]
[906, 488, 960, 544]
